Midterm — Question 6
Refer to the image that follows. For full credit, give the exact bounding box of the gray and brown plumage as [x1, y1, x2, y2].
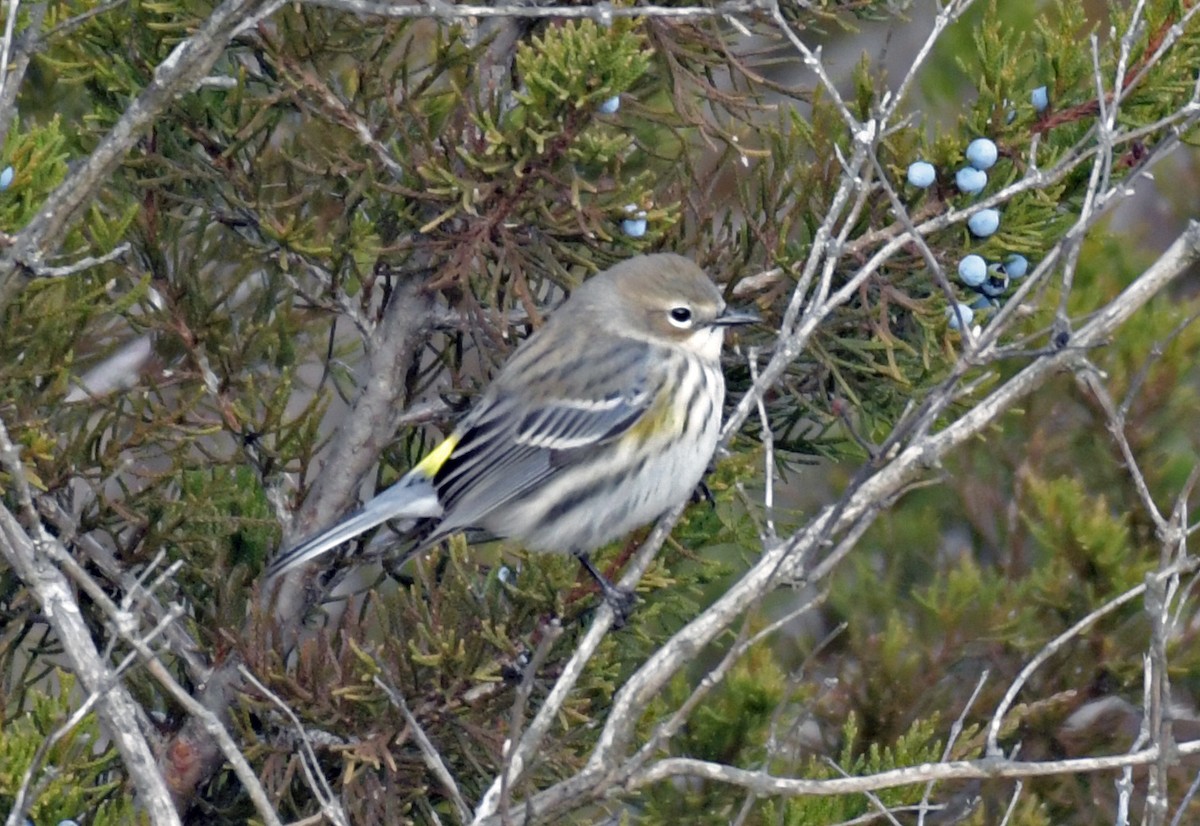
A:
[267, 254, 755, 605]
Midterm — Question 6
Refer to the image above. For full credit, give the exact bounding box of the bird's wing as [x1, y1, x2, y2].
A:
[512, 389, 655, 449]
[268, 345, 665, 573]
[427, 379, 659, 535]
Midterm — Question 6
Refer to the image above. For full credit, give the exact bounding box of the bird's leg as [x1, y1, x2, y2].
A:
[690, 461, 717, 508]
[573, 550, 635, 625]
[690, 480, 715, 508]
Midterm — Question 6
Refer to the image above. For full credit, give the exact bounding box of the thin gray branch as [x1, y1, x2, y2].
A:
[472, 490, 701, 821]
[918, 670, 990, 826]
[6, 678, 115, 826]
[19, 241, 131, 278]
[0, 416, 181, 825]
[497, 619, 563, 823]
[302, 1, 762, 21]
[0, 0, 282, 310]
[35, 496, 211, 686]
[628, 740, 1200, 798]
[984, 563, 1193, 758]
[0, 1, 44, 149]
[372, 674, 469, 825]
[245, 667, 348, 826]
[0, 0, 22, 96]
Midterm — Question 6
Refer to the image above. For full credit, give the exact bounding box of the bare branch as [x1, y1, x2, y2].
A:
[244, 667, 349, 826]
[372, 674, 470, 824]
[0, 416, 181, 825]
[0, 0, 283, 309]
[628, 740, 1200, 798]
[984, 563, 1194, 758]
[917, 670, 990, 826]
[498, 618, 563, 822]
[16, 242, 131, 279]
[301, 1, 762, 21]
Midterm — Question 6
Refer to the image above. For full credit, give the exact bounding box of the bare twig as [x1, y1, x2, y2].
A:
[6, 680, 117, 826]
[997, 764, 1024, 826]
[0, 0, 42, 161]
[18, 242, 131, 279]
[917, 670, 989, 826]
[375, 673, 471, 823]
[1171, 765, 1200, 826]
[498, 618, 563, 823]
[628, 739, 1200, 797]
[0, 415, 181, 825]
[0, 0, 21, 96]
[0, 0, 283, 310]
[985, 561, 1196, 758]
[823, 756, 904, 826]
[242, 666, 349, 826]
[303, 1, 762, 21]
[748, 348, 777, 543]
[470, 509, 679, 823]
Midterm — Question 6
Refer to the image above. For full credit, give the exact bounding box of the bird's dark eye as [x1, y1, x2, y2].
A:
[668, 306, 693, 327]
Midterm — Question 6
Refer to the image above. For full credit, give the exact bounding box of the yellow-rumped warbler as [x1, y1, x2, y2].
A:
[267, 253, 755, 609]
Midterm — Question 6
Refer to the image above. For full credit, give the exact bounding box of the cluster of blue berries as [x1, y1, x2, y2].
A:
[960, 139, 999, 242]
[905, 132, 1038, 331]
[951, 253, 1030, 327]
[0, 165, 12, 190]
[907, 137, 998, 201]
[955, 135, 1031, 321]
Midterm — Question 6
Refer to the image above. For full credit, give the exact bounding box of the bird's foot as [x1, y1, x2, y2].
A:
[574, 551, 636, 626]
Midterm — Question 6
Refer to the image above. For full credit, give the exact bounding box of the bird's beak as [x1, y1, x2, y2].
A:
[711, 306, 759, 327]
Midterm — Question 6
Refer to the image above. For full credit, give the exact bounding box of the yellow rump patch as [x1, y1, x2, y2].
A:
[415, 434, 460, 477]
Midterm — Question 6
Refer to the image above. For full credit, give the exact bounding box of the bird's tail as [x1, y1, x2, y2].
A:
[266, 474, 443, 579]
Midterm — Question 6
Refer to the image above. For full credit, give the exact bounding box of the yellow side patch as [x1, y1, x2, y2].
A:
[625, 387, 679, 445]
[415, 434, 460, 477]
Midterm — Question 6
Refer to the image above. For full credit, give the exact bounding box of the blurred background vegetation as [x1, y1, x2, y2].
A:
[1, 0, 1199, 823]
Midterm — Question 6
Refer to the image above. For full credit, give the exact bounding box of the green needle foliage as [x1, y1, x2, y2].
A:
[0, 673, 139, 825]
[1, 0, 1199, 823]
